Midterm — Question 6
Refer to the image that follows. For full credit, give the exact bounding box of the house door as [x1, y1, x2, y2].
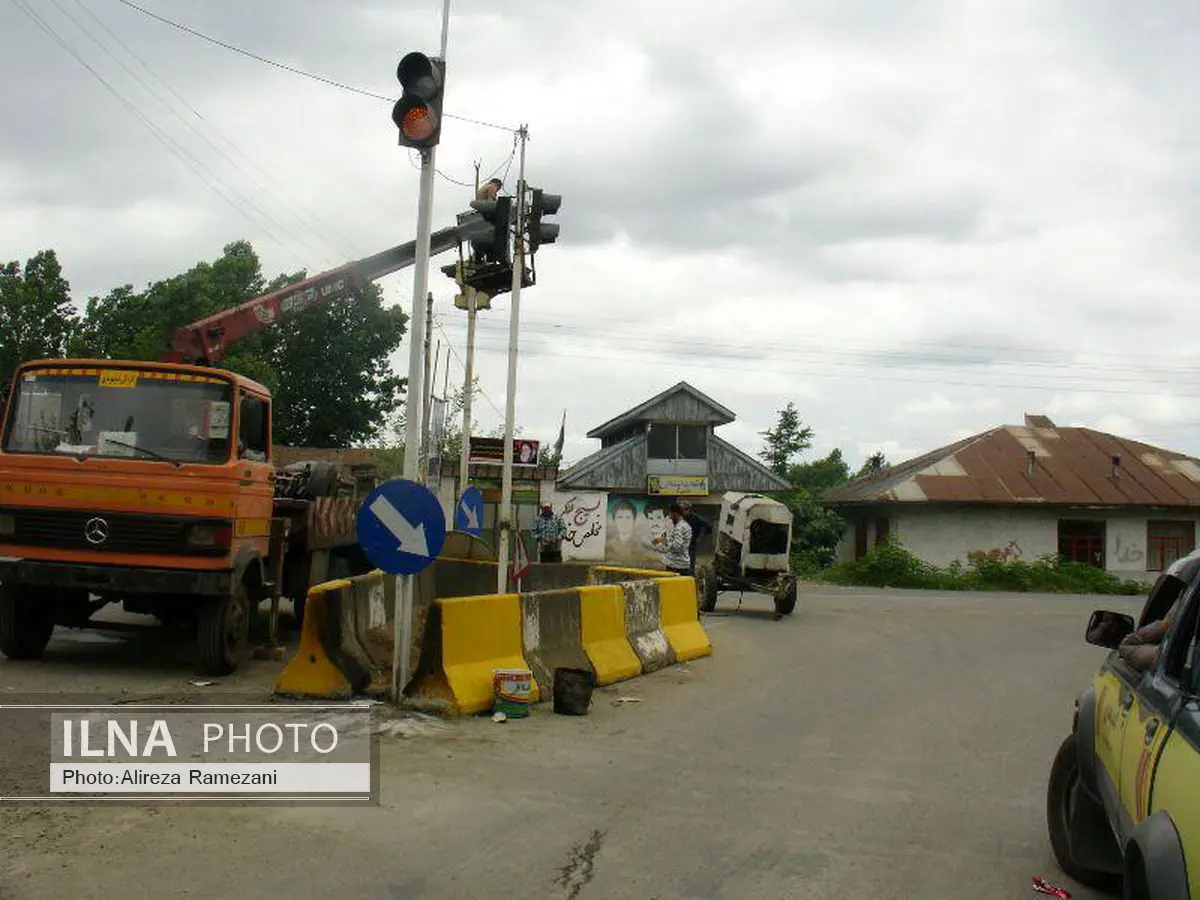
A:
[855, 518, 869, 559]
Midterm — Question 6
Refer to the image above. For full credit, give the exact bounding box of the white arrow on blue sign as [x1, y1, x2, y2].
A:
[355, 478, 446, 576]
[454, 485, 484, 536]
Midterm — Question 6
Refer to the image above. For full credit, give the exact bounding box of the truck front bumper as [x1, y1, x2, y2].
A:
[0, 557, 232, 596]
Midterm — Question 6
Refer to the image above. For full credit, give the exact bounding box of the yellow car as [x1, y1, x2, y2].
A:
[1048, 549, 1200, 898]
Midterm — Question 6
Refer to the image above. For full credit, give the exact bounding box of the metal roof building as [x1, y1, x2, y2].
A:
[824, 415, 1200, 581]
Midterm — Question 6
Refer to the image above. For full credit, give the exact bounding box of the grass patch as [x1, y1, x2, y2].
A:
[819, 537, 1146, 595]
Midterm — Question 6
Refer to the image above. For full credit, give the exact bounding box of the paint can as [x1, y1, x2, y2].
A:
[492, 668, 533, 718]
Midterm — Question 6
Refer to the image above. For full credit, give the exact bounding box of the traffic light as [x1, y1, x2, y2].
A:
[392, 52, 444, 149]
[527, 188, 561, 253]
[468, 196, 512, 265]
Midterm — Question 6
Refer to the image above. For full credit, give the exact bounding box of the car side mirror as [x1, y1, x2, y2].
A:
[1085, 610, 1136, 649]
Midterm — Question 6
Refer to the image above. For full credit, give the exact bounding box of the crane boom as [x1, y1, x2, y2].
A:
[167, 224, 466, 365]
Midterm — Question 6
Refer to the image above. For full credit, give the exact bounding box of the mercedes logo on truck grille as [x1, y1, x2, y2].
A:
[84, 517, 110, 545]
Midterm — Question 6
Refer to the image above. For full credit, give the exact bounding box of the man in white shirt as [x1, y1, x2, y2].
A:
[654, 503, 693, 575]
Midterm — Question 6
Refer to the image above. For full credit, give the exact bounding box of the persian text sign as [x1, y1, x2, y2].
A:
[1, 703, 377, 805]
[646, 475, 709, 496]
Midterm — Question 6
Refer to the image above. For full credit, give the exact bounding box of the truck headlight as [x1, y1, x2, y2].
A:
[0, 514, 14, 536]
[186, 522, 232, 549]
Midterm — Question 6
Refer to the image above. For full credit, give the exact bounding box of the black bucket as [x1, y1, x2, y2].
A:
[552, 667, 595, 716]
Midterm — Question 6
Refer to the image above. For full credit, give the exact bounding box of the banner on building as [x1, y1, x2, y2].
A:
[646, 474, 709, 496]
[550, 491, 607, 562]
[468, 436, 540, 465]
[603, 495, 671, 569]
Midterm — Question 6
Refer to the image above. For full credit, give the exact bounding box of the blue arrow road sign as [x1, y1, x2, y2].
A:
[355, 478, 446, 576]
[454, 486, 484, 536]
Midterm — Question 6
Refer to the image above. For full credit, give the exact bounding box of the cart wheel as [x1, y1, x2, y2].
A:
[696, 564, 719, 613]
[774, 580, 798, 616]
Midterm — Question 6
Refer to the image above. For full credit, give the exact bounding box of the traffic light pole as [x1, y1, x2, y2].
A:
[393, 0, 452, 704]
[495, 125, 528, 594]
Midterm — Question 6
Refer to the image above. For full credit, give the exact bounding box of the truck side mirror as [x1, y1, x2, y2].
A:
[1085, 610, 1135, 649]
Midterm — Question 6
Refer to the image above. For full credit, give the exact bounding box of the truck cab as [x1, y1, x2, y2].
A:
[0, 359, 275, 674]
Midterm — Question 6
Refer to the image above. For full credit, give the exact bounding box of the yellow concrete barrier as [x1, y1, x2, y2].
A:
[658, 576, 712, 662]
[275, 580, 364, 700]
[406, 593, 540, 716]
[579, 585, 642, 685]
[587, 565, 674, 586]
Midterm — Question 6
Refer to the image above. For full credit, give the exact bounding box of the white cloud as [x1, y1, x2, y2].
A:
[4, 0, 1200, 472]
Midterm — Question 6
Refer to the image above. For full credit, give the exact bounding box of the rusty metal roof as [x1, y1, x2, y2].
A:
[823, 424, 1200, 508]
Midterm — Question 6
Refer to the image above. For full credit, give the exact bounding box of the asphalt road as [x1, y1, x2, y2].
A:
[0, 586, 1143, 900]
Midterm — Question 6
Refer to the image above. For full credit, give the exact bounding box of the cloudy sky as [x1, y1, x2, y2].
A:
[3, 0, 1199, 470]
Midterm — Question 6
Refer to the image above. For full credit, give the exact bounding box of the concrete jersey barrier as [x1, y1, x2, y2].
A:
[621, 579, 676, 673]
[656, 576, 712, 662]
[578, 584, 642, 686]
[519, 588, 595, 703]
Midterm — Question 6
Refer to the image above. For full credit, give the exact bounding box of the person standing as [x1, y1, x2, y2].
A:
[678, 500, 712, 574]
[531, 501, 566, 563]
[654, 504, 693, 576]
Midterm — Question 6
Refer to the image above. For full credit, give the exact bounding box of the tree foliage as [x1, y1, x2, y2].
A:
[0, 250, 79, 389]
[759, 401, 813, 477]
[10, 241, 408, 447]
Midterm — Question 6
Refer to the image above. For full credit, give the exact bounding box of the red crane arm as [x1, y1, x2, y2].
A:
[166, 225, 465, 365]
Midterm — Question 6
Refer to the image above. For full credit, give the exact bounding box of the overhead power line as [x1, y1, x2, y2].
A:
[10, 0, 307, 266]
[112, 0, 517, 132]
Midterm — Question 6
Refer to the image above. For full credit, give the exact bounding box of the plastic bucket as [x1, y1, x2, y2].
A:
[552, 667, 595, 716]
[492, 668, 533, 718]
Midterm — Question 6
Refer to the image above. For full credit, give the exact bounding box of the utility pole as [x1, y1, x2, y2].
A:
[392, 0, 451, 704]
[458, 291, 477, 499]
[495, 124, 528, 594]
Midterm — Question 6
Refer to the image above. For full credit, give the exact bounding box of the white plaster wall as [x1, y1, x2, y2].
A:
[891, 508, 1058, 568]
[1106, 516, 1149, 578]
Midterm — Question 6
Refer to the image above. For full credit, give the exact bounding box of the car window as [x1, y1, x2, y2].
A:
[1160, 581, 1200, 688]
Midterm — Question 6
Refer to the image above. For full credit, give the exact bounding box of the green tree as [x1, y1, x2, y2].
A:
[69, 241, 408, 446]
[760, 402, 847, 573]
[789, 448, 851, 496]
[856, 451, 888, 478]
[759, 401, 813, 477]
[0, 250, 79, 388]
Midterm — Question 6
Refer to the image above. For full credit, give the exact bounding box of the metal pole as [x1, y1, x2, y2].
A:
[420, 291, 434, 481]
[393, 0, 452, 704]
[495, 125, 528, 595]
[458, 294, 476, 498]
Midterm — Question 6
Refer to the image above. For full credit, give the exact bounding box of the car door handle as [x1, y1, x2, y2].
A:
[1145, 720, 1159, 745]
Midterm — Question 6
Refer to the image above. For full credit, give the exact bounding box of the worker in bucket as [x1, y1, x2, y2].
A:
[532, 501, 566, 563]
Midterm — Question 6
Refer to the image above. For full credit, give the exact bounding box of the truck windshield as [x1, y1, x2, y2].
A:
[2, 367, 233, 465]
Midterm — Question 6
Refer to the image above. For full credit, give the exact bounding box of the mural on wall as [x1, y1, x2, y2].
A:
[551, 491, 607, 562]
[604, 495, 672, 569]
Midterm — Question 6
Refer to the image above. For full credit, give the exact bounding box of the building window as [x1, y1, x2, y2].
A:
[875, 517, 890, 545]
[1147, 521, 1196, 572]
[1058, 519, 1105, 568]
[646, 423, 708, 460]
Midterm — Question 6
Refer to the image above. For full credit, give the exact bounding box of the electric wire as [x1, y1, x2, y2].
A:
[48, 0, 335, 269]
[10, 0, 304, 266]
[76, 0, 365, 262]
[111, 0, 517, 132]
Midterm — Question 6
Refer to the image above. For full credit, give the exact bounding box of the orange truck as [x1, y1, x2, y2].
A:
[0, 226, 466, 674]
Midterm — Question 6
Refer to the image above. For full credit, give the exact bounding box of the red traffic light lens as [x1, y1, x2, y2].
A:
[401, 107, 435, 141]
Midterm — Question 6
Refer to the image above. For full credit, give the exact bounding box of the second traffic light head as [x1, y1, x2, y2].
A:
[527, 188, 562, 252]
[392, 52, 445, 148]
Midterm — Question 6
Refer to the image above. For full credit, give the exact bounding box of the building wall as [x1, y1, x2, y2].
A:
[835, 504, 1200, 583]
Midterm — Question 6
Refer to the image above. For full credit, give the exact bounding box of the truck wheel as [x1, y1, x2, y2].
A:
[774, 581, 798, 616]
[0, 585, 55, 660]
[695, 564, 718, 613]
[196, 583, 251, 676]
[1047, 733, 1120, 891]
